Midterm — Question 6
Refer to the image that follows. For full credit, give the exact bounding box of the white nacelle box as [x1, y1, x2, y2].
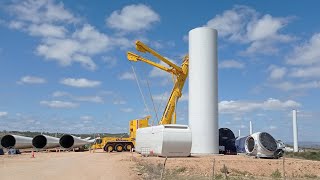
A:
[135, 124, 192, 157]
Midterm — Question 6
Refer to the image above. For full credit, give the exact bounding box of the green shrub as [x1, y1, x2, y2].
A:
[271, 169, 282, 179]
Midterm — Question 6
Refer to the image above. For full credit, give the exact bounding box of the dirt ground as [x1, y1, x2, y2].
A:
[133, 153, 320, 179]
[1, 150, 320, 180]
[0, 150, 138, 180]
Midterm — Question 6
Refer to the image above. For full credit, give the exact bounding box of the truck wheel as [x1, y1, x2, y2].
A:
[125, 144, 132, 151]
[105, 145, 113, 152]
[115, 144, 123, 152]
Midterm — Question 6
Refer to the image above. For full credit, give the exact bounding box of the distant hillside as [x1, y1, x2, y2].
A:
[0, 131, 129, 139]
[285, 141, 320, 149]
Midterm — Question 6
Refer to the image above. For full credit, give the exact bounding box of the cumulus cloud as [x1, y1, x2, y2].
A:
[5, 0, 122, 71]
[9, 0, 78, 24]
[113, 99, 127, 105]
[289, 66, 320, 78]
[18, 75, 46, 84]
[268, 65, 287, 80]
[205, 5, 293, 55]
[106, 4, 160, 32]
[28, 23, 67, 38]
[73, 96, 103, 103]
[219, 98, 300, 114]
[40, 100, 78, 108]
[206, 5, 255, 40]
[52, 91, 69, 97]
[287, 33, 320, 66]
[266, 33, 320, 91]
[219, 60, 245, 69]
[271, 81, 320, 91]
[36, 24, 112, 70]
[119, 72, 135, 80]
[102, 56, 117, 68]
[0, 111, 8, 118]
[60, 78, 101, 88]
[8, 21, 25, 29]
[51, 91, 104, 103]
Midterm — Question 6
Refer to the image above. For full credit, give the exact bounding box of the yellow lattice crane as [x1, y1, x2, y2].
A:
[127, 41, 189, 125]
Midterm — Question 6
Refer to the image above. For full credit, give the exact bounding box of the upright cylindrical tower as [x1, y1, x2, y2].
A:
[249, 121, 253, 135]
[189, 27, 218, 154]
[292, 109, 298, 152]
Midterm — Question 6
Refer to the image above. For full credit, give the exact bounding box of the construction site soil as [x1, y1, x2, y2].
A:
[0, 150, 320, 179]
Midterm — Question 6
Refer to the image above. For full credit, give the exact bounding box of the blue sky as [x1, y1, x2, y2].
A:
[0, 0, 319, 142]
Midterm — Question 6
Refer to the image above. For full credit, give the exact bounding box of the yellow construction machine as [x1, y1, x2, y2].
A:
[92, 41, 188, 152]
[127, 41, 188, 125]
[91, 116, 150, 152]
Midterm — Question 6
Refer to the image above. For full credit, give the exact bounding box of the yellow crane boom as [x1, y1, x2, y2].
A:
[127, 41, 189, 125]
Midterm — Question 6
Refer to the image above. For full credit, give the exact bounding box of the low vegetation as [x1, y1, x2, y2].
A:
[286, 151, 320, 161]
[136, 160, 272, 180]
[270, 169, 282, 179]
[136, 160, 208, 180]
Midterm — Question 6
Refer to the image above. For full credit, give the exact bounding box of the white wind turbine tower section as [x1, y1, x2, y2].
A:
[189, 27, 219, 154]
[249, 121, 253, 135]
[292, 109, 299, 152]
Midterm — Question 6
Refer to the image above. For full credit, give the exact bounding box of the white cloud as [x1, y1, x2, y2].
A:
[206, 5, 255, 40]
[6, 1, 118, 71]
[40, 100, 78, 108]
[119, 72, 135, 80]
[73, 96, 103, 103]
[0, 111, 8, 118]
[289, 66, 320, 78]
[72, 24, 111, 54]
[219, 60, 245, 69]
[287, 33, 320, 66]
[36, 24, 111, 70]
[271, 81, 320, 91]
[18, 75, 46, 84]
[28, 24, 67, 38]
[9, 0, 78, 24]
[60, 78, 101, 88]
[52, 91, 69, 97]
[120, 108, 133, 113]
[8, 21, 25, 29]
[205, 5, 293, 55]
[113, 99, 127, 105]
[106, 4, 160, 32]
[52, 91, 104, 103]
[268, 65, 287, 80]
[219, 98, 300, 114]
[246, 14, 291, 42]
[102, 56, 117, 68]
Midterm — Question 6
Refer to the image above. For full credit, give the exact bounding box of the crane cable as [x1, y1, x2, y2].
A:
[137, 61, 160, 125]
[145, 77, 160, 126]
[130, 65, 151, 118]
[156, 73, 173, 120]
